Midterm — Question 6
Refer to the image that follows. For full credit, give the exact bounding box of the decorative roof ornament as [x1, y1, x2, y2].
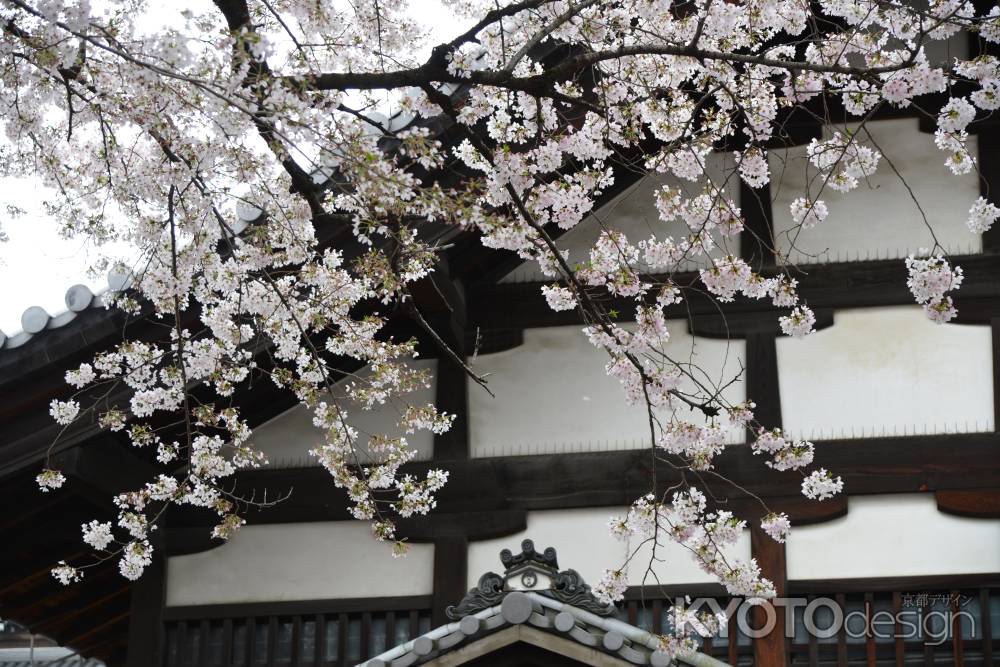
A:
[446, 539, 616, 619]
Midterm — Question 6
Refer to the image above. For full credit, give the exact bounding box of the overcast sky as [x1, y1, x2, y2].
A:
[0, 1, 461, 335]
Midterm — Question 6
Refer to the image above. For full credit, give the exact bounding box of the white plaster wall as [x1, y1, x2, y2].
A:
[467, 507, 752, 589]
[166, 521, 435, 606]
[787, 494, 1000, 580]
[247, 359, 437, 466]
[468, 324, 746, 457]
[777, 306, 994, 439]
[502, 153, 740, 283]
[770, 119, 982, 263]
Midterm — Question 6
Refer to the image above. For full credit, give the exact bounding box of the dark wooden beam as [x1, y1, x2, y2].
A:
[935, 489, 1000, 518]
[52, 436, 161, 510]
[165, 432, 1000, 530]
[5, 562, 122, 628]
[33, 586, 130, 638]
[398, 510, 527, 542]
[468, 254, 1000, 332]
[688, 308, 834, 339]
[162, 595, 433, 621]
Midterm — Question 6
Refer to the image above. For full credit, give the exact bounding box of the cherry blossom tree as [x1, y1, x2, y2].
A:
[3, 0, 996, 653]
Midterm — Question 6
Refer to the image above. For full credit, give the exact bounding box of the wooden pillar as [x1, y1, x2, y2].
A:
[431, 535, 468, 627]
[746, 332, 782, 435]
[979, 128, 1000, 253]
[740, 181, 776, 266]
[752, 526, 788, 667]
[993, 318, 1000, 430]
[126, 555, 166, 667]
[747, 328, 787, 666]
[433, 356, 469, 460]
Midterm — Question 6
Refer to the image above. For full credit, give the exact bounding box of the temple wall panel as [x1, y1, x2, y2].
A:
[786, 494, 1000, 580]
[165, 521, 435, 606]
[776, 306, 994, 438]
[245, 359, 437, 466]
[770, 119, 982, 263]
[468, 325, 746, 457]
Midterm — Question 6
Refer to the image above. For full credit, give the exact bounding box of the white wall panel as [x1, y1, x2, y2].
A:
[770, 119, 981, 263]
[787, 494, 1000, 580]
[777, 307, 993, 438]
[166, 521, 434, 606]
[467, 507, 752, 589]
[247, 359, 437, 466]
[469, 325, 745, 457]
[502, 154, 739, 283]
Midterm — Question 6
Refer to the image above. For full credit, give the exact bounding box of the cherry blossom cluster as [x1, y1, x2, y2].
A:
[5, 0, 993, 621]
[905, 255, 965, 323]
[751, 429, 818, 473]
[604, 491, 776, 604]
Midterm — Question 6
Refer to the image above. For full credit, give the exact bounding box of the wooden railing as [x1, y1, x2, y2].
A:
[620, 576, 1000, 667]
[162, 596, 432, 667]
[162, 576, 1000, 667]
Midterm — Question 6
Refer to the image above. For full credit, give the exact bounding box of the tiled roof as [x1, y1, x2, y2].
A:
[0, 94, 433, 355]
[358, 591, 729, 667]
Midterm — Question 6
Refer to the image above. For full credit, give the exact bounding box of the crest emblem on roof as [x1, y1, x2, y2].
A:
[446, 538, 616, 619]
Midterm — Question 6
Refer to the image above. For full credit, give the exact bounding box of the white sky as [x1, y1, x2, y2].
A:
[0, 1, 461, 335]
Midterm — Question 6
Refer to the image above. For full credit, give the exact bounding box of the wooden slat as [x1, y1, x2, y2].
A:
[952, 590, 965, 667]
[199, 619, 210, 667]
[314, 614, 325, 666]
[728, 609, 738, 666]
[864, 593, 876, 667]
[386, 611, 396, 652]
[893, 592, 904, 667]
[222, 619, 233, 667]
[920, 604, 934, 667]
[267, 616, 278, 667]
[982, 588, 994, 667]
[836, 594, 848, 667]
[361, 612, 372, 661]
[177, 621, 189, 667]
[246, 617, 256, 667]
[808, 626, 819, 667]
[291, 616, 301, 667]
[338, 613, 348, 667]
[409, 610, 419, 642]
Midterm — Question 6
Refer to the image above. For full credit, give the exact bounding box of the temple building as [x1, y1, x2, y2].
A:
[2, 66, 1000, 667]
